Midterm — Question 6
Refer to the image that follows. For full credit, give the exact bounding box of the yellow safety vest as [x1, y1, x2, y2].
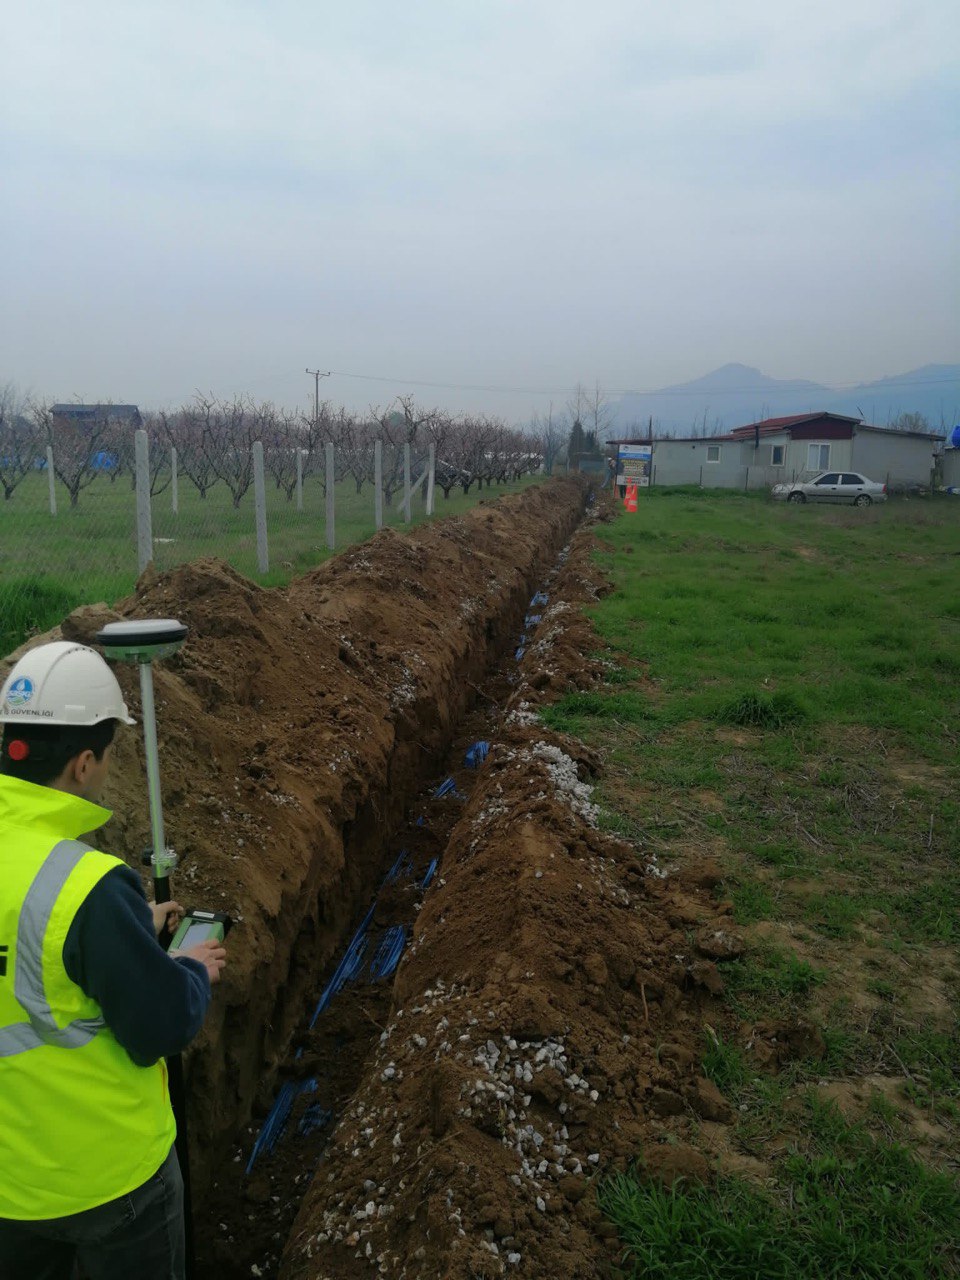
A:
[0, 775, 176, 1219]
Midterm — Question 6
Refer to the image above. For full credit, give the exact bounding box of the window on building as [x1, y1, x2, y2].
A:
[771, 444, 785, 466]
[706, 445, 721, 463]
[807, 443, 830, 471]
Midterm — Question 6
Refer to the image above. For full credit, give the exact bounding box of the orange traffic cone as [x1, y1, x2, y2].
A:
[625, 480, 638, 513]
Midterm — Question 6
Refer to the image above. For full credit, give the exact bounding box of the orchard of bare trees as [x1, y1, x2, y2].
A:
[0, 387, 561, 508]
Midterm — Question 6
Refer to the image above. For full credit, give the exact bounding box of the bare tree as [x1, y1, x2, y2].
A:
[160, 399, 221, 499]
[257, 402, 309, 501]
[106, 424, 138, 488]
[560, 383, 593, 469]
[424, 413, 537, 498]
[891, 411, 930, 433]
[447, 416, 496, 494]
[621, 417, 656, 441]
[422, 407, 454, 464]
[329, 406, 359, 486]
[419, 408, 461, 498]
[583, 381, 613, 445]
[135, 414, 173, 496]
[433, 424, 468, 499]
[486, 421, 507, 487]
[201, 395, 258, 508]
[375, 423, 408, 504]
[0, 384, 42, 500]
[529, 403, 563, 475]
[567, 384, 589, 430]
[297, 400, 336, 477]
[338, 413, 377, 495]
[37, 403, 115, 508]
[690, 415, 725, 439]
[393, 396, 437, 445]
[371, 398, 435, 502]
[496, 424, 533, 485]
[473, 417, 517, 489]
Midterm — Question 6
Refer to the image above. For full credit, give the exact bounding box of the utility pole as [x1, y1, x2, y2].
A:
[305, 368, 330, 425]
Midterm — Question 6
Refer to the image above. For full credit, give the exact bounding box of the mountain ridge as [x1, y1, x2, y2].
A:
[610, 362, 960, 434]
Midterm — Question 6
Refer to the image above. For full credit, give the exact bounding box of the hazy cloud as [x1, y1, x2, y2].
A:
[3, 0, 957, 418]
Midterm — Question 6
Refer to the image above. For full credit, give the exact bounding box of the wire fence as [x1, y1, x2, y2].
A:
[0, 430, 545, 656]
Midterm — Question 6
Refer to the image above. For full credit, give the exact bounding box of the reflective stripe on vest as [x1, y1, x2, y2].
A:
[0, 839, 106, 1058]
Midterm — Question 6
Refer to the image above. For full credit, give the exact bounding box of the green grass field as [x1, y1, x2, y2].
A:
[4, 477, 958, 1270]
[542, 489, 960, 1278]
[0, 469, 545, 654]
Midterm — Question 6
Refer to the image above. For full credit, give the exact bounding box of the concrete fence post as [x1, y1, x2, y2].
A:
[374, 440, 383, 530]
[253, 441, 269, 574]
[398, 460, 431, 512]
[46, 446, 57, 516]
[426, 443, 436, 516]
[403, 444, 412, 523]
[699, 465, 703, 488]
[134, 429, 153, 575]
[171, 447, 179, 515]
[325, 442, 335, 550]
[295, 449, 304, 513]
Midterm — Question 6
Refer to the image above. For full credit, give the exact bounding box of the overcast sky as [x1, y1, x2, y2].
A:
[2, 0, 957, 421]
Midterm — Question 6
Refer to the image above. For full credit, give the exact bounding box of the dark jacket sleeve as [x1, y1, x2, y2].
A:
[63, 864, 211, 1067]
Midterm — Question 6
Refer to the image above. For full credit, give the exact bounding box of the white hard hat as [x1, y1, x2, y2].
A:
[0, 641, 136, 728]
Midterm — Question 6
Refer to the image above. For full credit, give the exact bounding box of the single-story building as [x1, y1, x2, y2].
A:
[50, 403, 142, 430]
[610, 413, 944, 492]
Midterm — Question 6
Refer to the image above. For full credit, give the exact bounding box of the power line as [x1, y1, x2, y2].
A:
[139, 367, 960, 413]
[327, 369, 570, 395]
[324, 368, 960, 400]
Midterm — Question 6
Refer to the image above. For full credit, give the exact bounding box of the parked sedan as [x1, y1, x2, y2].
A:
[772, 471, 888, 506]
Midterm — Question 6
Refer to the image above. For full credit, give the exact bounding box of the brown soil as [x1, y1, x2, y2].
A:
[277, 523, 736, 1280]
[4, 479, 738, 1279]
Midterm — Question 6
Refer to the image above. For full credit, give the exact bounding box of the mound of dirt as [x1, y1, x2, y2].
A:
[281, 523, 736, 1280]
[1, 478, 590, 1199]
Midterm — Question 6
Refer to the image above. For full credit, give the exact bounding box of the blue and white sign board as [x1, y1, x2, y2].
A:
[617, 444, 652, 487]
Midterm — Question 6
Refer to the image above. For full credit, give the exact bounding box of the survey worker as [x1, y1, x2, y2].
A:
[0, 641, 226, 1280]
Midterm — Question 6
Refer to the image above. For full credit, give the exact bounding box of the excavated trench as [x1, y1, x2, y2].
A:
[5, 477, 739, 1279]
[199, 658, 535, 1277]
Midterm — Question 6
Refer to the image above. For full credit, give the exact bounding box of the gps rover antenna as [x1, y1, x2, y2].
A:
[96, 618, 198, 1279]
[96, 619, 187, 906]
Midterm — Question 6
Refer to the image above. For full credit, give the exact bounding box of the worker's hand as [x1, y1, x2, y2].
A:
[150, 900, 184, 937]
[182, 939, 227, 985]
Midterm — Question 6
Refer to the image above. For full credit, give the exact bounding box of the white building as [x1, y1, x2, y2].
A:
[611, 413, 944, 492]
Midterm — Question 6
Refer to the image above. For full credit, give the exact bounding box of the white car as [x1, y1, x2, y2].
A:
[772, 471, 888, 506]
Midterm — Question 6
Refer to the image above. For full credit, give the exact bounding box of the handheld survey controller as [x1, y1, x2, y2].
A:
[170, 909, 233, 951]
